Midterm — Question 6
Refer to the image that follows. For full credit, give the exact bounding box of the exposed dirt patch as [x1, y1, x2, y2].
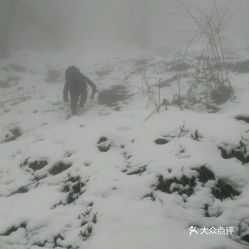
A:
[29, 160, 48, 171]
[98, 144, 111, 152]
[32, 233, 72, 248]
[241, 234, 249, 244]
[3, 127, 22, 142]
[79, 209, 97, 241]
[64, 151, 74, 158]
[212, 179, 240, 200]
[49, 162, 72, 175]
[142, 191, 156, 201]
[219, 140, 249, 164]
[154, 165, 239, 201]
[98, 137, 108, 144]
[97, 137, 111, 152]
[191, 129, 202, 141]
[98, 85, 133, 108]
[236, 220, 249, 245]
[235, 114, 249, 123]
[0, 222, 27, 236]
[195, 165, 215, 183]
[21, 158, 48, 171]
[155, 138, 169, 145]
[7, 181, 39, 197]
[155, 173, 196, 197]
[62, 175, 86, 204]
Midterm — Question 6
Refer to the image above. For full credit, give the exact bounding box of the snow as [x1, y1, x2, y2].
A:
[0, 49, 249, 249]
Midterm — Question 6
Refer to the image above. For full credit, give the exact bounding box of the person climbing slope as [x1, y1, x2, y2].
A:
[63, 66, 97, 115]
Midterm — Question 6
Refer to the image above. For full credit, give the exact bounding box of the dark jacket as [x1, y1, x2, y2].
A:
[63, 73, 97, 102]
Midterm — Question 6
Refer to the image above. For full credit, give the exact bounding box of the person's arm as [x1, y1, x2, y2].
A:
[82, 74, 97, 96]
[63, 82, 69, 102]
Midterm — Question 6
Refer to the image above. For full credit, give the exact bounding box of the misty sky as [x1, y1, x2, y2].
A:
[10, 0, 249, 52]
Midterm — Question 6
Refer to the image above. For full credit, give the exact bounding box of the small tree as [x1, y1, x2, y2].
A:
[176, 0, 236, 105]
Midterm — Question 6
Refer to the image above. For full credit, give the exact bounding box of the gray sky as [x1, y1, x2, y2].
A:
[10, 0, 249, 52]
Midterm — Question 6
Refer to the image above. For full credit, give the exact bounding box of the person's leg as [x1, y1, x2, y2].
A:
[79, 88, 87, 107]
[70, 91, 79, 115]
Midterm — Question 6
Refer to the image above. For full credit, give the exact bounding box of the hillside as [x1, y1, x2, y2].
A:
[0, 50, 249, 249]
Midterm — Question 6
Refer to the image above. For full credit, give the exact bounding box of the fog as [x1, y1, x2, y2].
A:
[1, 3, 249, 248]
[4, 0, 249, 53]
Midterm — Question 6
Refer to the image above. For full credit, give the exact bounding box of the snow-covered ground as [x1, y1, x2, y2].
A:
[0, 49, 249, 249]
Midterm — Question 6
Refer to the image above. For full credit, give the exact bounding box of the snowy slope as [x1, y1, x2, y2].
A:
[0, 50, 249, 249]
